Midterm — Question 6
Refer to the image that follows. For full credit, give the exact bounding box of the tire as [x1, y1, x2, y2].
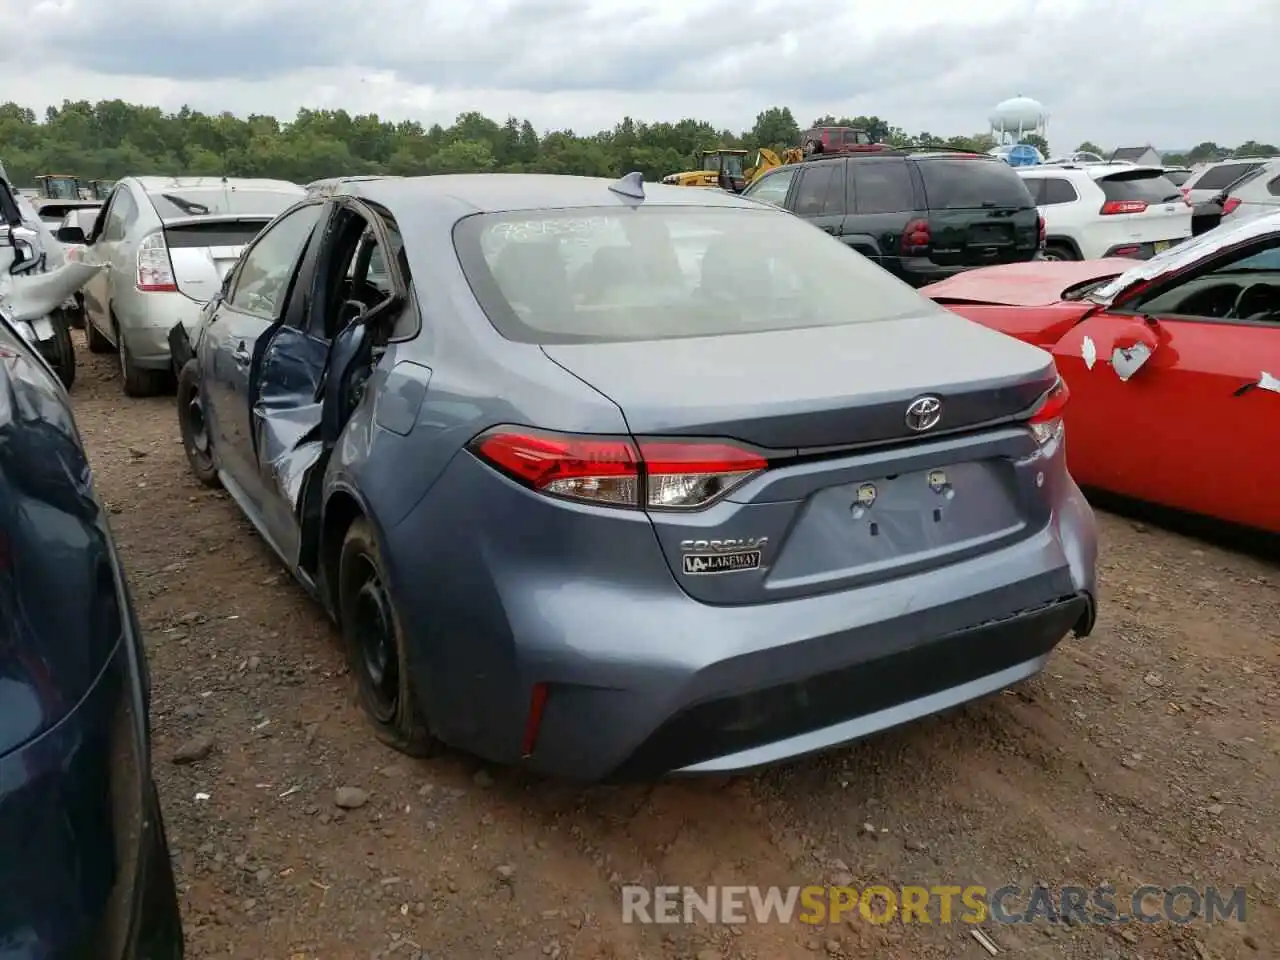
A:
[117, 321, 167, 398]
[338, 518, 439, 757]
[86, 315, 112, 353]
[46, 309, 76, 390]
[1042, 242, 1079, 262]
[176, 359, 220, 488]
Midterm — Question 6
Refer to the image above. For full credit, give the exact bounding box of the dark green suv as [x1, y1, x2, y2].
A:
[741, 151, 1044, 286]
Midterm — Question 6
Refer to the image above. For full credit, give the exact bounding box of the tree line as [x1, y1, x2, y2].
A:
[1, 99, 1275, 187]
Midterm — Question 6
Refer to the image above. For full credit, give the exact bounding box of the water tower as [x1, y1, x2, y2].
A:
[989, 95, 1048, 144]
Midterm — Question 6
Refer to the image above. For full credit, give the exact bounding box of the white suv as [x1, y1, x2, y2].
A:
[1017, 163, 1192, 261]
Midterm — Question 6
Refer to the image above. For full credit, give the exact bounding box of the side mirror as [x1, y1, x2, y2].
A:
[56, 225, 86, 244]
[1090, 319, 1159, 381]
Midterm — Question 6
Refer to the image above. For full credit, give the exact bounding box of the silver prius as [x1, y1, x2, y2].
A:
[175, 173, 1099, 781]
[75, 176, 304, 395]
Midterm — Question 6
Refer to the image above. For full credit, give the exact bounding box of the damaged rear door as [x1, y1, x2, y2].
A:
[247, 198, 407, 567]
[1051, 238, 1280, 532]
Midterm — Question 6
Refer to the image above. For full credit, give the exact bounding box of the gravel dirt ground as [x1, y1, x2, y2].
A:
[70, 338, 1278, 960]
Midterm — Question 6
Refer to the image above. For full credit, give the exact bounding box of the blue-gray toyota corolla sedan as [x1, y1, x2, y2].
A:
[170, 172, 1098, 781]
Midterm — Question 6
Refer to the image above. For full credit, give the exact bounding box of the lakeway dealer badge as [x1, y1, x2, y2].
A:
[683, 551, 762, 575]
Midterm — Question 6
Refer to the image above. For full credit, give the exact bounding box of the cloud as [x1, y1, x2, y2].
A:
[1, 0, 1276, 150]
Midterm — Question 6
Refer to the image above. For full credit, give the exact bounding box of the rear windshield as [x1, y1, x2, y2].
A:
[1164, 170, 1192, 186]
[1098, 170, 1183, 204]
[917, 159, 1035, 210]
[163, 219, 273, 248]
[146, 187, 302, 220]
[453, 206, 932, 344]
[1191, 162, 1263, 191]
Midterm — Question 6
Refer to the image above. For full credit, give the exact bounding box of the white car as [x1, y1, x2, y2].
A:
[1017, 163, 1191, 261]
[72, 176, 305, 396]
[1214, 157, 1280, 224]
[1179, 157, 1272, 205]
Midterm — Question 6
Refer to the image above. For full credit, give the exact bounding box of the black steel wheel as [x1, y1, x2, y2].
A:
[176, 359, 219, 487]
[46, 309, 76, 389]
[338, 518, 438, 757]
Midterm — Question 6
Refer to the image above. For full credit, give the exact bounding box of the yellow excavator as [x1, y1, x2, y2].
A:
[663, 147, 807, 194]
[745, 147, 804, 185]
[661, 149, 750, 191]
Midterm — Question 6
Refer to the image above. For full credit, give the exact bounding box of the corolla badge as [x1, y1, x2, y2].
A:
[904, 395, 942, 432]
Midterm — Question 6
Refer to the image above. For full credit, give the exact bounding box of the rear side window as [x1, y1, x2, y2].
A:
[791, 164, 842, 216]
[1164, 170, 1192, 186]
[453, 206, 933, 344]
[1268, 175, 1280, 197]
[918, 159, 1035, 210]
[1041, 178, 1078, 205]
[1097, 171, 1182, 204]
[1191, 162, 1263, 191]
[744, 167, 796, 207]
[851, 160, 915, 214]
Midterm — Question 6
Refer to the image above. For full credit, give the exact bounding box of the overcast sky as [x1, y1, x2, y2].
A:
[2, 0, 1275, 151]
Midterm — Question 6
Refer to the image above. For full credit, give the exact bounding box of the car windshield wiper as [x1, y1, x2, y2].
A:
[161, 193, 211, 215]
[1160, 194, 1184, 202]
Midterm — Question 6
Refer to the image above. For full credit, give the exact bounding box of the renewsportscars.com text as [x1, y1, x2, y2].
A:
[621, 884, 1247, 926]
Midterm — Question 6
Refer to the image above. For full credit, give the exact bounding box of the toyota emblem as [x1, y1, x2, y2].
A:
[905, 395, 942, 432]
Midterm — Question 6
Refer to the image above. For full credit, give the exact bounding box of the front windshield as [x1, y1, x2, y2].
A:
[45, 178, 78, 200]
[702, 154, 745, 178]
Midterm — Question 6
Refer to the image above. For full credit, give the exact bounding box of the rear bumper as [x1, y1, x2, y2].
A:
[1101, 238, 1189, 259]
[619, 592, 1091, 777]
[896, 253, 1038, 287]
[384, 452, 1098, 782]
[119, 293, 206, 370]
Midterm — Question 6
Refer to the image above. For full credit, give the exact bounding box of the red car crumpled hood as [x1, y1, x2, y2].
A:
[920, 259, 1135, 307]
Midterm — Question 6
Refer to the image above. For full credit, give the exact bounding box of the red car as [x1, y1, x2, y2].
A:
[922, 212, 1280, 534]
[800, 126, 891, 156]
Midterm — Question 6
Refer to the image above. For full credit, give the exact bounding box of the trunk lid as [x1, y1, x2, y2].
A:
[543, 313, 1059, 605]
[162, 216, 271, 302]
[541, 311, 1054, 450]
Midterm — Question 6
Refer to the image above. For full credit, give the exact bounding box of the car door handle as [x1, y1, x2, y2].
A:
[233, 342, 251, 366]
[819, 224, 838, 234]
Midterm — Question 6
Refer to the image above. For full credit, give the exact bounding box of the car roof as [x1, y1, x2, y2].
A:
[336, 173, 768, 215]
[1018, 163, 1167, 179]
[131, 176, 303, 194]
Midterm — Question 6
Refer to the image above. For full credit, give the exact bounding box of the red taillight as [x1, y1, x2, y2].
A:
[1222, 197, 1242, 215]
[1037, 214, 1046, 247]
[468, 427, 768, 510]
[1028, 378, 1069, 444]
[1099, 200, 1148, 215]
[900, 218, 930, 254]
[136, 232, 177, 292]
